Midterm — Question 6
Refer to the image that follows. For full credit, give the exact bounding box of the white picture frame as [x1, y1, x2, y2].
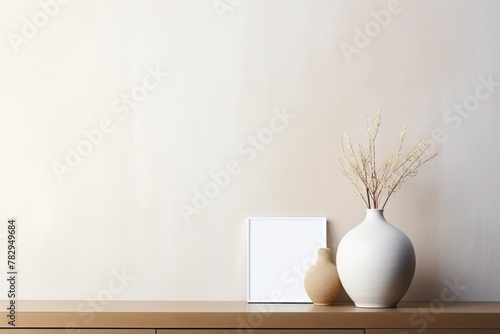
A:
[247, 217, 327, 303]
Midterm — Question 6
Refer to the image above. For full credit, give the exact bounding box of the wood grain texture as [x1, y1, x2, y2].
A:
[0, 301, 500, 330]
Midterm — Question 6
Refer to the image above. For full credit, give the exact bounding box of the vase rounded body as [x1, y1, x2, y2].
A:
[304, 248, 342, 305]
[336, 209, 416, 308]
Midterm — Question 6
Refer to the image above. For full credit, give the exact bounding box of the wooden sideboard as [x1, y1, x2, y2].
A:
[1, 301, 500, 333]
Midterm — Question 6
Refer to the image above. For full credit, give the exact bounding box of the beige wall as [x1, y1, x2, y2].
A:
[0, 0, 499, 302]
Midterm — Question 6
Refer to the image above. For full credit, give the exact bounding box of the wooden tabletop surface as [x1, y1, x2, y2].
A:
[1, 301, 499, 329]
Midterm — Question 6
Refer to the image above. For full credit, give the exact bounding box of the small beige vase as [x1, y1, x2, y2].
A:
[304, 248, 342, 305]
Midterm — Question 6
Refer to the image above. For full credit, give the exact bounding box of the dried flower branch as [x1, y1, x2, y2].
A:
[340, 102, 440, 209]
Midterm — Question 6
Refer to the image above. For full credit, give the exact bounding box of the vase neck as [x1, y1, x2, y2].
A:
[317, 248, 332, 262]
[363, 209, 387, 222]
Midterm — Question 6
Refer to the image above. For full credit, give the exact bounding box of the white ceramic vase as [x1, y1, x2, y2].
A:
[336, 209, 416, 308]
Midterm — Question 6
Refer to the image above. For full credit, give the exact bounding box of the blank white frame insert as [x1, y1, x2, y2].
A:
[247, 217, 327, 303]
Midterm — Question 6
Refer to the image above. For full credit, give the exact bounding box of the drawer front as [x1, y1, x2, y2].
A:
[158, 331, 364, 334]
[4, 330, 154, 334]
[367, 330, 500, 334]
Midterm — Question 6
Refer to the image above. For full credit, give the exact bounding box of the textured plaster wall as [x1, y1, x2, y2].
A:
[0, 0, 499, 301]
